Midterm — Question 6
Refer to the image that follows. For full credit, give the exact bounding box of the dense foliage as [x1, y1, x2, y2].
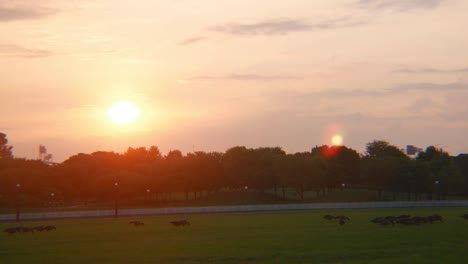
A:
[0, 133, 467, 207]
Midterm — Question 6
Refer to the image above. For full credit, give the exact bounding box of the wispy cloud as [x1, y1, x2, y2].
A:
[208, 17, 365, 36]
[358, 0, 444, 11]
[394, 67, 468, 74]
[179, 36, 206, 46]
[0, 44, 51, 58]
[319, 88, 383, 97]
[0, 6, 57, 21]
[305, 81, 468, 98]
[392, 82, 468, 92]
[191, 74, 300, 81]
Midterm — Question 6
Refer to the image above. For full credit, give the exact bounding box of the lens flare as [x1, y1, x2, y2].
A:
[331, 134, 344, 146]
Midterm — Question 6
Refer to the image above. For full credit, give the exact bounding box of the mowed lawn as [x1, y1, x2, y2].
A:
[1, 208, 468, 263]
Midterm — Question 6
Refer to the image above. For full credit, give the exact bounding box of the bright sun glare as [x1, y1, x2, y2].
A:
[107, 101, 141, 125]
[331, 134, 344, 146]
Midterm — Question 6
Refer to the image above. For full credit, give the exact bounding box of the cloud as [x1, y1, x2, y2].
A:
[0, 44, 52, 58]
[268, 88, 382, 102]
[190, 74, 300, 81]
[317, 82, 468, 98]
[392, 82, 468, 92]
[0, 6, 57, 21]
[319, 88, 384, 97]
[358, 0, 444, 11]
[265, 81, 467, 103]
[179, 36, 206, 46]
[394, 67, 468, 74]
[208, 17, 365, 36]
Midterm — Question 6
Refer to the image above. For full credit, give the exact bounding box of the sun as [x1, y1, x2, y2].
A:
[107, 101, 141, 125]
[331, 134, 344, 146]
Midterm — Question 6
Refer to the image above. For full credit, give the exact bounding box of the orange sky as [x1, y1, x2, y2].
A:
[1, 0, 468, 161]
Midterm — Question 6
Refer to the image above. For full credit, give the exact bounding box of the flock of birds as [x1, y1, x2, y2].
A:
[3, 219, 191, 235]
[323, 214, 351, 225]
[371, 214, 443, 226]
[324, 213, 468, 226]
[128, 219, 191, 227]
[3, 225, 56, 234]
[3, 214, 468, 234]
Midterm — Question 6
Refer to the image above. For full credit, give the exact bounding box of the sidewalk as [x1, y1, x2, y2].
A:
[2, 200, 467, 222]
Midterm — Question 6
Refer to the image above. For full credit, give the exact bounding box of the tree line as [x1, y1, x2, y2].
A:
[1, 132, 467, 207]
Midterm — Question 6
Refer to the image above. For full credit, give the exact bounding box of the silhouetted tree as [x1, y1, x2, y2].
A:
[417, 146, 464, 198]
[312, 145, 360, 190]
[222, 146, 253, 189]
[284, 153, 324, 200]
[250, 147, 286, 193]
[162, 150, 183, 200]
[0, 133, 13, 159]
[455, 154, 468, 195]
[58, 153, 96, 205]
[365, 140, 407, 159]
[1, 136, 466, 208]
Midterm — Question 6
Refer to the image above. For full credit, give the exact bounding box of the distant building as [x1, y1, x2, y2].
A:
[406, 145, 423, 155]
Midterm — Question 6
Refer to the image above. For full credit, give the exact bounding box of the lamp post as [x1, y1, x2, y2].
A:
[114, 182, 119, 217]
[146, 189, 150, 202]
[341, 183, 345, 192]
[435, 180, 440, 200]
[15, 183, 20, 222]
[50, 192, 55, 209]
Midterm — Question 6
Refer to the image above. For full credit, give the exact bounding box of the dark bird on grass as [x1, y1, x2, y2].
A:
[396, 218, 415, 226]
[427, 214, 443, 223]
[335, 216, 351, 222]
[323, 214, 334, 220]
[378, 220, 395, 226]
[4, 228, 17, 235]
[171, 220, 190, 226]
[130, 221, 144, 226]
[33, 226, 45, 232]
[372, 217, 396, 226]
[335, 216, 350, 225]
[397, 215, 411, 219]
[44, 226, 56, 231]
[371, 217, 384, 223]
[21, 227, 35, 233]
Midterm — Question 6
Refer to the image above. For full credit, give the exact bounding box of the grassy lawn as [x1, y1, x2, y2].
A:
[1, 208, 468, 263]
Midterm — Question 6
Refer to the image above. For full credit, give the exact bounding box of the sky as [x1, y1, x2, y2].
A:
[1, 0, 468, 162]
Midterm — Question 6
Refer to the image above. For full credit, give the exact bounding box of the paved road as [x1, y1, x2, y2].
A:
[1, 200, 467, 222]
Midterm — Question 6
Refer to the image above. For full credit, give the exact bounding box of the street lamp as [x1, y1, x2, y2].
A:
[146, 189, 150, 202]
[50, 192, 55, 209]
[435, 180, 440, 200]
[114, 182, 119, 217]
[15, 183, 20, 222]
[341, 183, 345, 192]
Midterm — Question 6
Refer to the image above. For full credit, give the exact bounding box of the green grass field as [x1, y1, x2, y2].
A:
[1, 208, 468, 263]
